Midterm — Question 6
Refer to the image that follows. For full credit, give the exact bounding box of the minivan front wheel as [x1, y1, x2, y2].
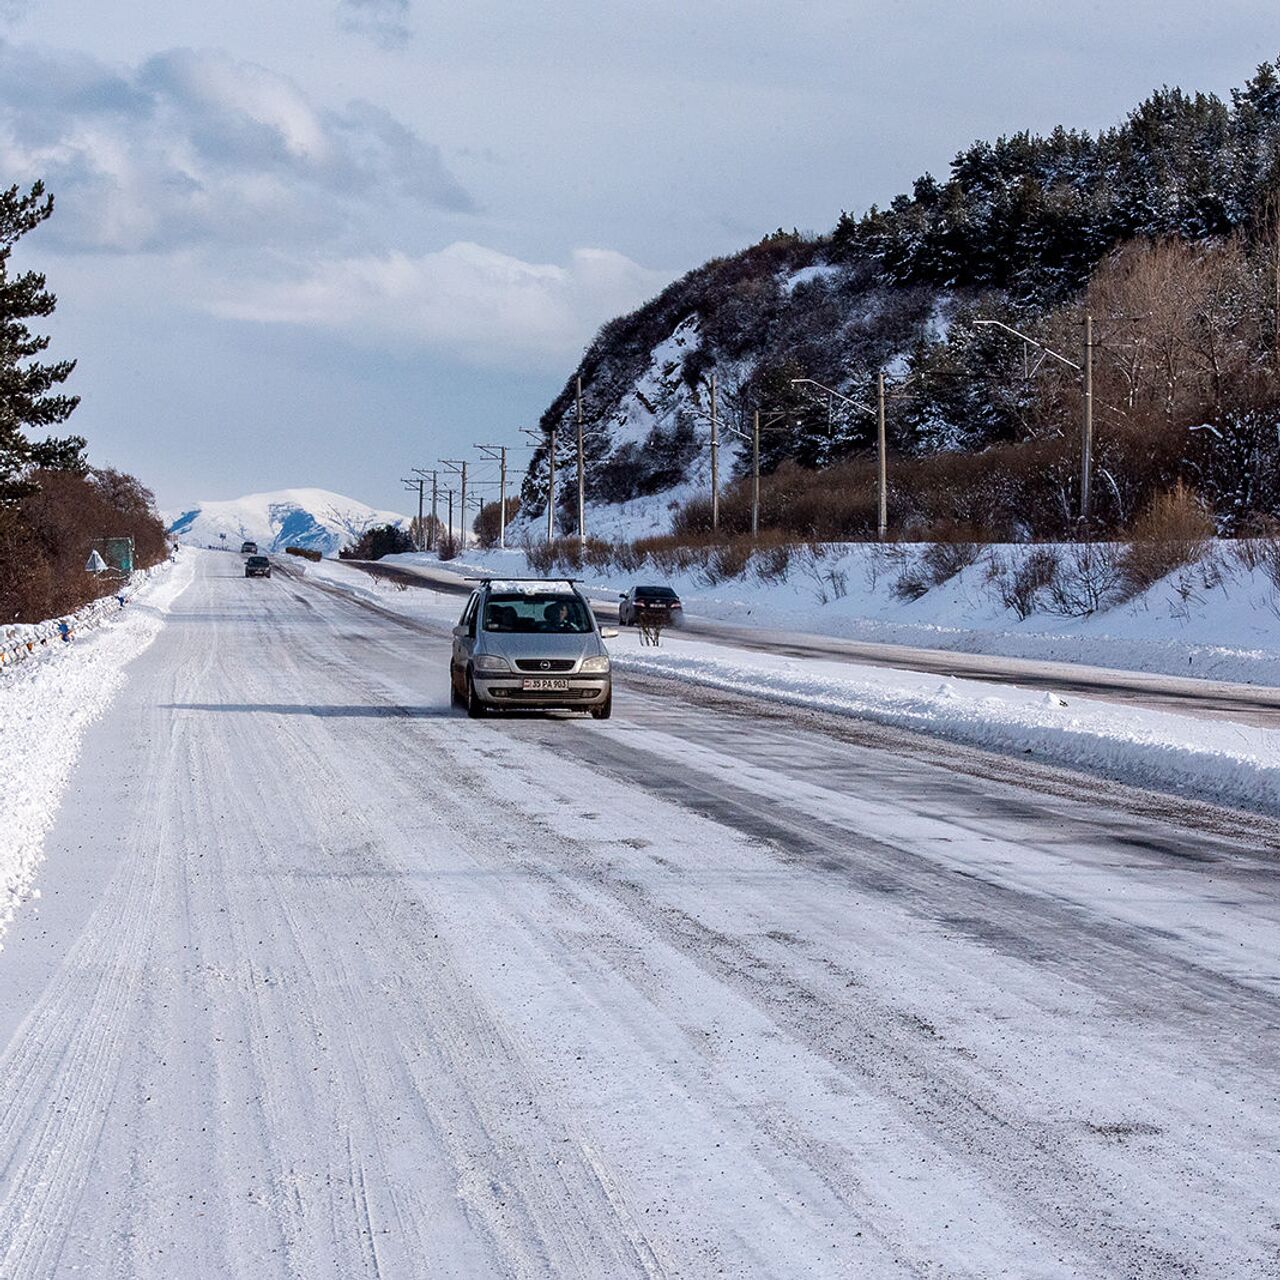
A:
[465, 671, 486, 718]
[590, 689, 613, 720]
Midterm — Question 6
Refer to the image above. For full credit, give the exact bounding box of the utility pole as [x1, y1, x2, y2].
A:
[441, 460, 467, 548]
[413, 468, 439, 550]
[547, 427, 557, 541]
[446, 489, 455, 546]
[876, 371, 888, 541]
[710, 371, 719, 533]
[575, 375, 586, 550]
[973, 316, 1106, 526]
[751, 409, 761, 539]
[498, 448, 506, 548]
[401, 477, 424, 550]
[477, 445, 509, 549]
[1081, 313, 1094, 526]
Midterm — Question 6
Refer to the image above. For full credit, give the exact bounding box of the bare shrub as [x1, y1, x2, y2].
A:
[436, 534, 460, 562]
[612, 540, 646, 573]
[524, 538, 556, 574]
[794, 543, 850, 604]
[1046, 543, 1123, 616]
[703, 539, 753, 585]
[1227, 520, 1280, 589]
[919, 537, 982, 587]
[554, 538, 584, 572]
[473, 497, 521, 549]
[634, 534, 713, 578]
[583, 538, 616, 572]
[859, 541, 909, 593]
[891, 556, 932, 602]
[753, 540, 794, 583]
[988, 546, 1060, 619]
[1117, 483, 1214, 600]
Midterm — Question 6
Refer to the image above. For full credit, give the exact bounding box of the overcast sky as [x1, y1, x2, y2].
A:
[2, 2, 1277, 515]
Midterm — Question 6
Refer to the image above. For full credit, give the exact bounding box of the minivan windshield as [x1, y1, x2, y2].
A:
[483, 592, 593, 634]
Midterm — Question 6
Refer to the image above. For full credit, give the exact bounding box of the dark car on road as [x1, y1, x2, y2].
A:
[240, 540, 258, 554]
[244, 555, 271, 578]
[619, 585, 682, 627]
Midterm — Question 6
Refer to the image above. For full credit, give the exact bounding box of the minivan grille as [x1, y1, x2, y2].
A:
[515, 658, 576, 673]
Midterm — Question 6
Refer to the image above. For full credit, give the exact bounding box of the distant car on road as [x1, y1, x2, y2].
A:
[244, 555, 271, 578]
[451, 579, 616, 719]
[240, 540, 258, 554]
[618, 585, 682, 627]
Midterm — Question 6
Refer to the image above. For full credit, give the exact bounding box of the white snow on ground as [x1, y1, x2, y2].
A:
[5, 552, 1279, 1275]
[608, 631, 1280, 816]
[0, 551, 193, 942]
[307, 555, 1280, 815]
[408, 541, 1280, 687]
[781, 262, 843, 292]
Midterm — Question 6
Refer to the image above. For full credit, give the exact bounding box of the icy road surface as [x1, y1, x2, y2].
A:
[1, 551, 1278, 1278]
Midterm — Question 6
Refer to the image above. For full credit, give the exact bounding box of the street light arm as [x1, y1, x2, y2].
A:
[972, 319, 1081, 372]
[788, 378, 875, 417]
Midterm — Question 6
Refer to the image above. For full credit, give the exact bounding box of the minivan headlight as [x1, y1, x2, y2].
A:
[580, 655, 610, 673]
[473, 654, 511, 672]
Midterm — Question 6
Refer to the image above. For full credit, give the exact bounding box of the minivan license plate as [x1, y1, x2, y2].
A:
[522, 678, 569, 691]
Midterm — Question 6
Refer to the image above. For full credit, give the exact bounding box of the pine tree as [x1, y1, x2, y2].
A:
[0, 181, 83, 510]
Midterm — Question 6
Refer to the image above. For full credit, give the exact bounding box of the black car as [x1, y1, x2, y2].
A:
[619, 584, 682, 626]
[244, 555, 271, 578]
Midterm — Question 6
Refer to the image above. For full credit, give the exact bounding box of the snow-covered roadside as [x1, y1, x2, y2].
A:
[0, 550, 195, 942]
[607, 630, 1280, 816]
[396, 542, 1280, 687]
[301, 555, 1280, 816]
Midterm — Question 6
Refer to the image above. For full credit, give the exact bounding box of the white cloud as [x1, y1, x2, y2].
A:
[208, 242, 671, 367]
[337, 0, 412, 49]
[0, 41, 471, 254]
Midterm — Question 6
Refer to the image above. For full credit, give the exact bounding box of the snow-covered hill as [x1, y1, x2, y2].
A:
[167, 488, 410, 556]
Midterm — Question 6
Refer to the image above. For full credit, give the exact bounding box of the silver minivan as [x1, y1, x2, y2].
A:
[450, 579, 615, 719]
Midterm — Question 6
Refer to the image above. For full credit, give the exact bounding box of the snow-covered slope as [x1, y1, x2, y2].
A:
[168, 488, 410, 556]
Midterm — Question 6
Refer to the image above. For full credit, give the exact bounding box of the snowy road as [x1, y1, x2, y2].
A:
[2, 550, 1278, 1277]
[354, 557, 1280, 728]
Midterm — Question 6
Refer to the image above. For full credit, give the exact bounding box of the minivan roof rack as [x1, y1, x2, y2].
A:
[463, 576, 581, 583]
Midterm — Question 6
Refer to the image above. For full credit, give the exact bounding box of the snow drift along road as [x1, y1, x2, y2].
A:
[0, 552, 193, 943]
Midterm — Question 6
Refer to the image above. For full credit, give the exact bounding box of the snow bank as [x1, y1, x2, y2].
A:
[608, 631, 1280, 816]
[0, 551, 195, 942]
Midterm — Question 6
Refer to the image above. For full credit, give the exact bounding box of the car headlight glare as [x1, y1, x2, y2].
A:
[580, 655, 610, 673]
[473, 654, 511, 672]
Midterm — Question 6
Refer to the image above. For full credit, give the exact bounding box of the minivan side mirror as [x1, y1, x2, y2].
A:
[619, 593, 627, 599]
[452, 624, 468, 638]
[600, 627, 618, 639]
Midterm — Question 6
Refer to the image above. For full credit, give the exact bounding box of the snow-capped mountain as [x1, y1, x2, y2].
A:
[167, 488, 410, 556]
